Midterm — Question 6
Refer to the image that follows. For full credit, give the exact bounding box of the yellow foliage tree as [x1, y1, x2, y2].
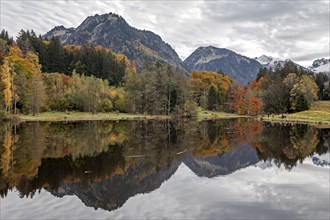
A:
[0, 58, 12, 113]
[1, 126, 12, 176]
[290, 75, 318, 111]
[189, 70, 231, 108]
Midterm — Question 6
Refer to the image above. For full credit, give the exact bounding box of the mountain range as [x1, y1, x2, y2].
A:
[44, 12, 329, 84]
[49, 146, 261, 212]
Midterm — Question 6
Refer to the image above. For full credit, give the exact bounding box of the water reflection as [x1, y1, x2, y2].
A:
[0, 119, 329, 214]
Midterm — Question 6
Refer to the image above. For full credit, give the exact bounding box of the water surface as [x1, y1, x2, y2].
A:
[0, 119, 329, 219]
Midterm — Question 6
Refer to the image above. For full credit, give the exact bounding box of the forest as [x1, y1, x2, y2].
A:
[0, 29, 329, 118]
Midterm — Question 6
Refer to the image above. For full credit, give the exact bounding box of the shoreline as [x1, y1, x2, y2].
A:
[260, 117, 330, 128]
[3, 111, 330, 127]
[6, 112, 172, 122]
[4, 110, 247, 122]
[196, 109, 250, 120]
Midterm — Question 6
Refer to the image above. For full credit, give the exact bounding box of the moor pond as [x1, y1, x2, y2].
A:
[0, 119, 329, 219]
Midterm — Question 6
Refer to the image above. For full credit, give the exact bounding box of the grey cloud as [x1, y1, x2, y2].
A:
[0, 0, 329, 66]
[293, 52, 330, 62]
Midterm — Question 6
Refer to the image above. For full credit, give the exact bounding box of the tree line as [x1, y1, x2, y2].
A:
[15, 30, 127, 86]
[0, 29, 329, 117]
[252, 62, 329, 113]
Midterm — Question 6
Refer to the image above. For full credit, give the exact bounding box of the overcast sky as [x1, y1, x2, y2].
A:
[0, 0, 329, 67]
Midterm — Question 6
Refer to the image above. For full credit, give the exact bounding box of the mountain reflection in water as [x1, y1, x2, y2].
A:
[0, 119, 329, 219]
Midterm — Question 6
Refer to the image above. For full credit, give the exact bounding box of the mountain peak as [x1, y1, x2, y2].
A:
[311, 58, 330, 68]
[85, 12, 124, 23]
[197, 46, 230, 53]
[44, 12, 185, 71]
[255, 55, 281, 66]
[184, 46, 262, 85]
[254, 55, 306, 72]
[43, 25, 75, 41]
[309, 58, 330, 73]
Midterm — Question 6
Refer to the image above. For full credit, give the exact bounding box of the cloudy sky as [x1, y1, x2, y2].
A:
[0, 0, 329, 67]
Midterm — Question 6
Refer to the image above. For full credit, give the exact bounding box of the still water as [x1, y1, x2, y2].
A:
[0, 119, 329, 219]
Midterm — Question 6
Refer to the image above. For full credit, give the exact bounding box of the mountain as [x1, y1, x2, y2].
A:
[184, 145, 260, 178]
[183, 46, 262, 85]
[255, 55, 284, 69]
[255, 55, 308, 71]
[44, 13, 185, 71]
[43, 25, 75, 43]
[50, 159, 180, 211]
[308, 58, 330, 74]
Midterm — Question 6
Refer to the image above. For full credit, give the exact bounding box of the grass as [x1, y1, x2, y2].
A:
[15, 111, 171, 122]
[261, 101, 330, 127]
[287, 110, 330, 122]
[12, 108, 248, 122]
[311, 101, 330, 112]
[196, 108, 248, 120]
[10, 101, 330, 123]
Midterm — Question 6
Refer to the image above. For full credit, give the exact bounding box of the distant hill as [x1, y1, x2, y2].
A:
[183, 46, 262, 85]
[44, 13, 185, 71]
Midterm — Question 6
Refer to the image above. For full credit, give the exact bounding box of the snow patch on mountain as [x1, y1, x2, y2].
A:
[255, 55, 289, 70]
[43, 25, 75, 42]
[255, 55, 310, 72]
[308, 58, 330, 73]
[196, 54, 228, 65]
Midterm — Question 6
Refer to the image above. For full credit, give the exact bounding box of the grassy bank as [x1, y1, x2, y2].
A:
[8, 101, 330, 123]
[8, 109, 247, 122]
[14, 111, 171, 122]
[196, 108, 248, 120]
[261, 101, 330, 127]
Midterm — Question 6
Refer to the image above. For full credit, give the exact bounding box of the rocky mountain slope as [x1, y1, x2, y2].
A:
[50, 159, 180, 211]
[183, 46, 262, 85]
[184, 145, 259, 178]
[44, 13, 185, 71]
[43, 25, 75, 43]
[255, 55, 308, 71]
[308, 58, 330, 74]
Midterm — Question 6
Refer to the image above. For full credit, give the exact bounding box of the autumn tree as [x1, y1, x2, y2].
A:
[124, 64, 142, 113]
[25, 52, 46, 115]
[0, 39, 8, 63]
[227, 84, 247, 114]
[0, 59, 12, 113]
[247, 95, 262, 115]
[289, 75, 318, 111]
[207, 85, 218, 110]
[0, 46, 47, 115]
[189, 70, 231, 110]
[124, 62, 188, 115]
[245, 79, 264, 115]
[315, 73, 330, 100]
[254, 62, 319, 113]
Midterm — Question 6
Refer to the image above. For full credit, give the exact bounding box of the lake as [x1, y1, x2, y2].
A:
[0, 119, 329, 219]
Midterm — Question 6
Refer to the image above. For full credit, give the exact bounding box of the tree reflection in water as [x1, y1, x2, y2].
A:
[0, 119, 329, 210]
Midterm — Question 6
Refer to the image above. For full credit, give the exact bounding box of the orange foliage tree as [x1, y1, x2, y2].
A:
[248, 95, 263, 115]
[227, 84, 247, 114]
